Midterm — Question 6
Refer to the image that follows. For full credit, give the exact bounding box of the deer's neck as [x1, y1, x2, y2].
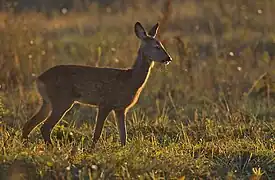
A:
[131, 49, 154, 89]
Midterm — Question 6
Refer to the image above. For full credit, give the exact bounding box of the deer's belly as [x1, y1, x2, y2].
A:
[75, 86, 144, 110]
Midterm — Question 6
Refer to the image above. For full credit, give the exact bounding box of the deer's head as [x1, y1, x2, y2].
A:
[134, 22, 172, 65]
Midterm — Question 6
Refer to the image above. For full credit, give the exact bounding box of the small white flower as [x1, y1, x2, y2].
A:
[61, 8, 68, 14]
[91, 165, 98, 170]
[257, 9, 263, 14]
[237, 67, 242, 71]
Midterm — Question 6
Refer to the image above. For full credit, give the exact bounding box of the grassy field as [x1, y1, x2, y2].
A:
[0, 0, 275, 179]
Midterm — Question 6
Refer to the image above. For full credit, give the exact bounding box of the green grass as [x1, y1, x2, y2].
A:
[0, 1, 275, 179]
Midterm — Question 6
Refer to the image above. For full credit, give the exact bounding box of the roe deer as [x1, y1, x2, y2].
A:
[22, 22, 172, 146]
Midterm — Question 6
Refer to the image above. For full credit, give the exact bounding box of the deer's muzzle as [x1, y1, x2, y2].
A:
[162, 57, 172, 65]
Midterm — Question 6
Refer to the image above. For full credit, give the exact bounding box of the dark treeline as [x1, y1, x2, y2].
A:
[0, 0, 133, 14]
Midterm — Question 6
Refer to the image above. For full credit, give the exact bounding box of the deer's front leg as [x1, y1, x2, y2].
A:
[114, 109, 127, 146]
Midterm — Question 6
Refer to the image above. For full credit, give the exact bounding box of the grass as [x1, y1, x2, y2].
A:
[0, 0, 275, 179]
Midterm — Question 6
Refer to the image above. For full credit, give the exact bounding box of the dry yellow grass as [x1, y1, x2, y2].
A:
[0, 0, 274, 179]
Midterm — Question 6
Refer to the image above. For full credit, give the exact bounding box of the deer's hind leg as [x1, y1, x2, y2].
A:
[22, 80, 52, 140]
[22, 99, 52, 140]
[40, 98, 74, 145]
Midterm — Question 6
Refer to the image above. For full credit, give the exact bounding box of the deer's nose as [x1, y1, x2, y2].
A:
[163, 56, 172, 65]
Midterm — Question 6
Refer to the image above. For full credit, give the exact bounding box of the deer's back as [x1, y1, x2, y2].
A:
[37, 65, 142, 109]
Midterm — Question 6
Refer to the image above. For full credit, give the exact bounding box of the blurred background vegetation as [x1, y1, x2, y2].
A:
[0, 0, 274, 179]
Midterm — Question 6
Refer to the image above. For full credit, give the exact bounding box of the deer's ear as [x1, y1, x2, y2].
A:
[148, 23, 159, 38]
[134, 22, 147, 39]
